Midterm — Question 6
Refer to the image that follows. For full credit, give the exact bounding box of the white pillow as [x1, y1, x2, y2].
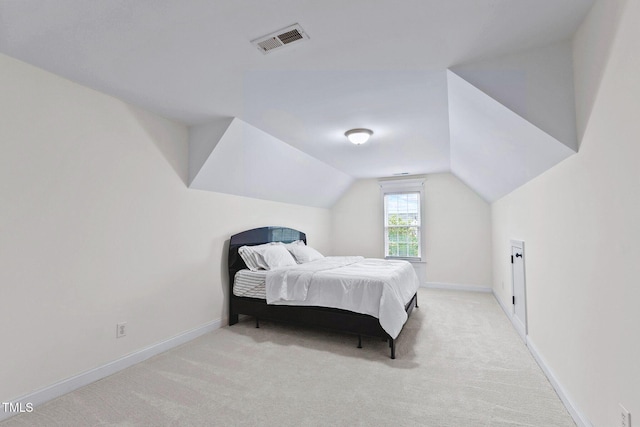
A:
[261, 245, 298, 269]
[238, 243, 279, 271]
[287, 245, 324, 263]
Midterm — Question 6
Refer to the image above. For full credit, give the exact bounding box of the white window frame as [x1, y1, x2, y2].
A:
[379, 178, 425, 262]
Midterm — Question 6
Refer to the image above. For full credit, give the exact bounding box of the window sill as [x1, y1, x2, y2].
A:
[385, 257, 426, 264]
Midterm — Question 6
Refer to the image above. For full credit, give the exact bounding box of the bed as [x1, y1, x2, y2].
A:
[227, 226, 419, 358]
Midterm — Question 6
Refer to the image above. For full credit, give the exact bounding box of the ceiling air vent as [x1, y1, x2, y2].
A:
[251, 24, 309, 54]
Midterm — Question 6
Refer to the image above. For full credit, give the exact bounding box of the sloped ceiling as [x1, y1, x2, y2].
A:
[450, 42, 578, 152]
[189, 118, 353, 208]
[447, 71, 576, 201]
[446, 41, 579, 201]
[190, 41, 579, 204]
[0, 0, 595, 206]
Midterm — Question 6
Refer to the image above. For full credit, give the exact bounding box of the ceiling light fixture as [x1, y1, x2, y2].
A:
[345, 128, 373, 145]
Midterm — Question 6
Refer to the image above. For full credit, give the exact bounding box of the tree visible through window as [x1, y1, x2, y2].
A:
[384, 192, 421, 258]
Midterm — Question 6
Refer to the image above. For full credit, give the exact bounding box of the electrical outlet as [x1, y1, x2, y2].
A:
[620, 403, 631, 427]
[116, 322, 127, 338]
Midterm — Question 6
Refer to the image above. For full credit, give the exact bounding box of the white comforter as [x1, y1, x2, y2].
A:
[265, 257, 419, 339]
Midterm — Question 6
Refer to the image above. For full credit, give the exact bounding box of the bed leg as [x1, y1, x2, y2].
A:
[415, 293, 418, 308]
[229, 313, 239, 326]
[357, 335, 362, 349]
[389, 338, 396, 359]
[255, 318, 260, 328]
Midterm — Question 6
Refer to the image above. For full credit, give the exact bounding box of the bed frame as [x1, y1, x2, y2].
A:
[227, 226, 417, 359]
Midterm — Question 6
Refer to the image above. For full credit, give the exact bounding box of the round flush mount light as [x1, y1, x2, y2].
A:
[345, 128, 373, 145]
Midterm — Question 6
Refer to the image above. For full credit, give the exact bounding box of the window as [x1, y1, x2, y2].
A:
[380, 178, 424, 260]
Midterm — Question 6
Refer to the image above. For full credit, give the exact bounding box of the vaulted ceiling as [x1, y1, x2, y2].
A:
[0, 0, 595, 207]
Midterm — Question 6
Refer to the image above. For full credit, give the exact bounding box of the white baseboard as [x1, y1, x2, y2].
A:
[0, 319, 221, 422]
[491, 290, 592, 427]
[526, 338, 593, 427]
[491, 291, 526, 343]
[493, 289, 512, 318]
[422, 282, 492, 293]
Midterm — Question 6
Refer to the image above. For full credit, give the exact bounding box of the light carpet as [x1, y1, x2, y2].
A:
[2, 289, 574, 426]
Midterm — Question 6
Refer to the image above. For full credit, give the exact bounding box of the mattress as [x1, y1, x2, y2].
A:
[233, 257, 419, 338]
[267, 257, 419, 339]
[233, 269, 267, 299]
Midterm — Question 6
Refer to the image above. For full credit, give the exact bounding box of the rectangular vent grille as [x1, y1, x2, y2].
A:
[278, 29, 303, 44]
[251, 24, 309, 54]
[257, 37, 283, 52]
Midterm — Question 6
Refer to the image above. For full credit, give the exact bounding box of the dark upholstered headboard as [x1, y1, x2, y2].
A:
[228, 226, 307, 292]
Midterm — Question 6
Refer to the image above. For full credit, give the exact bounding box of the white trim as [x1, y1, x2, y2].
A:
[386, 256, 423, 263]
[526, 338, 593, 427]
[491, 290, 592, 427]
[380, 177, 425, 262]
[0, 319, 221, 422]
[378, 177, 425, 191]
[511, 316, 527, 342]
[511, 315, 528, 344]
[510, 239, 528, 338]
[510, 239, 525, 248]
[493, 289, 525, 343]
[422, 282, 492, 293]
[493, 289, 513, 319]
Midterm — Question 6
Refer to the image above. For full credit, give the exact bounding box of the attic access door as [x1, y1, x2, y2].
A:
[511, 240, 527, 340]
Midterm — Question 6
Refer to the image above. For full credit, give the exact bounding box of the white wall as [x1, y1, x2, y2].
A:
[330, 173, 492, 288]
[0, 53, 332, 403]
[423, 174, 492, 287]
[330, 179, 384, 258]
[491, 0, 639, 425]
